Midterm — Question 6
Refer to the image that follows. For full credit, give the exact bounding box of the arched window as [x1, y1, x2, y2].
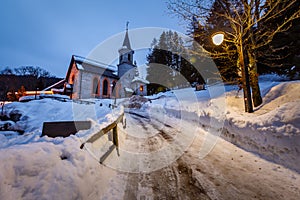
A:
[93, 78, 99, 95]
[139, 85, 144, 92]
[103, 79, 108, 96]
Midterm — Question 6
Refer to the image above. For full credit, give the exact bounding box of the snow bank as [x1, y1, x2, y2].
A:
[0, 136, 117, 199]
[223, 81, 300, 172]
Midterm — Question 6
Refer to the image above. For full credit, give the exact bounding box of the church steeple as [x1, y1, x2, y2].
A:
[118, 21, 134, 66]
[122, 21, 132, 50]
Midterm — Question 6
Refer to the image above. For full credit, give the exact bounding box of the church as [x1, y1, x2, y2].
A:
[62, 26, 148, 99]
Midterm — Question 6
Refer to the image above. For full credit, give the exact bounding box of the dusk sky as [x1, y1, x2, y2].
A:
[0, 0, 185, 78]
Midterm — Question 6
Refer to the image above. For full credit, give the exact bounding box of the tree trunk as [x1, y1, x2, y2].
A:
[250, 70, 262, 107]
[248, 52, 263, 107]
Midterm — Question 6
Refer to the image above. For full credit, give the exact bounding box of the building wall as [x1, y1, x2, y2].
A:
[132, 82, 147, 96]
[79, 72, 95, 99]
[118, 63, 137, 97]
[75, 71, 118, 99]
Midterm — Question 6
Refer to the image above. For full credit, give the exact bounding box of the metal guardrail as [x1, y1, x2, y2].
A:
[80, 112, 124, 164]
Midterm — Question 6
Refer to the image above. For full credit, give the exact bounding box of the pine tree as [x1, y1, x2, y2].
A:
[147, 30, 205, 94]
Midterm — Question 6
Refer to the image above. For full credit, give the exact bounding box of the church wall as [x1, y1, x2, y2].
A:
[76, 71, 118, 99]
[80, 72, 96, 99]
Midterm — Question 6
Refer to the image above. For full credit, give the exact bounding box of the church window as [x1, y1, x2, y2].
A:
[139, 85, 144, 92]
[93, 78, 99, 95]
[103, 79, 108, 96]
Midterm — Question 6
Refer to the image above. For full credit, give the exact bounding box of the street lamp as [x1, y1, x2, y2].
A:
[212, 33, 224, 46]
[211, 32, 253, 113]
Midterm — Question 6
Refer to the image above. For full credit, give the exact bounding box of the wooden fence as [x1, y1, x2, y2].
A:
[80, 113, 124, 164]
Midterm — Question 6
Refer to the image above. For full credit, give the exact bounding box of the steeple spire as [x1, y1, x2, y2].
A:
[118, 21, 135, 72]
[122, 21, 132, 50]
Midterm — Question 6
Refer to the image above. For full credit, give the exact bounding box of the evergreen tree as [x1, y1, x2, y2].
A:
[147, 30, 205, 94]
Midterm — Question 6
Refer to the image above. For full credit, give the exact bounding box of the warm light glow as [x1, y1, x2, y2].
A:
[139, 85, 144, 92]
[15, 91, 53, 96]
[212, 33, 224, 45]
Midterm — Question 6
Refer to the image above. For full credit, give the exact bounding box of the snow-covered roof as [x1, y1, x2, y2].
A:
[76, 63, 84, 70]
[72, 55, 119, 79]
[73, 55, 117, 72]
[131, 76, 150, 84]
[124, 87, 134, 93]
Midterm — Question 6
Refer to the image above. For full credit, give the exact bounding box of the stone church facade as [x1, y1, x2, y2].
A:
[63, 28, 148, 99]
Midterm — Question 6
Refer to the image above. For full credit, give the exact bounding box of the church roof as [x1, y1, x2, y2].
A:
[73, 55, 117, 72]
[66, 55, 119, 80]
[122, 30, 132, 50]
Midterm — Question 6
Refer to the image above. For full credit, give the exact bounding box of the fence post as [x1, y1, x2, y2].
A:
[113, 126, 119, 156]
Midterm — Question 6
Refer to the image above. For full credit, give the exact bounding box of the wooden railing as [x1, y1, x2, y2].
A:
[80, 112, 124, 164]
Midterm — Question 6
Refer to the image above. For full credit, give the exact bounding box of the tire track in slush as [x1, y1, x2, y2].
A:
[122, 112, 210, 199]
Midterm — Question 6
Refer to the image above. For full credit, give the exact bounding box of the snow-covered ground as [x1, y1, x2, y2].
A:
[0, 74, 299, 199]
[0, 97, 124, 199]
[142, 74, 300, 172]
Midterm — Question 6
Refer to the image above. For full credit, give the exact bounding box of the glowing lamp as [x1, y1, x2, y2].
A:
[212, 33, 224, 46]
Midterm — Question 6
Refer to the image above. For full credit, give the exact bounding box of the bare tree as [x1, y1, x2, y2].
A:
[14, 66, 51, 78]
[167, 0, 300, 111]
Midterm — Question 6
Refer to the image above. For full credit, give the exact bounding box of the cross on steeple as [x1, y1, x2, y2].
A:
[126, 21, 129, 31]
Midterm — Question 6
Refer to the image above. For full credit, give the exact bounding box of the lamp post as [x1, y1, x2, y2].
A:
[212, 32, 253, 113]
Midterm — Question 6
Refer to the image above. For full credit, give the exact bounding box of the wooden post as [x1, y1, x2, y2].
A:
[113, 126, 119, 156]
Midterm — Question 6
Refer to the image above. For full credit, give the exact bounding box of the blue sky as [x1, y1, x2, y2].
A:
[0, 0, 186, 78]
